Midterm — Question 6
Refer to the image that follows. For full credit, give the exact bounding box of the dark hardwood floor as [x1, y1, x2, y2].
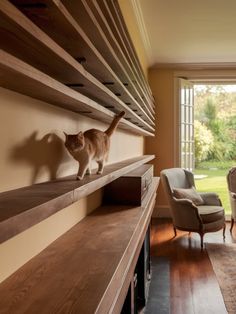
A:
[150, 218, 236, 314]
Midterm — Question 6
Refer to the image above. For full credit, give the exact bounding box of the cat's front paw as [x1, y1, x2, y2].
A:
[76, 175, 83, 180]
[96, 170, 103, 175]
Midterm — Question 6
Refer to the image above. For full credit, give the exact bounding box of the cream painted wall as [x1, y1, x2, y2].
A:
[0, 88, 143, 193]
[118, 0, 149, 78]
[0, 87, 143, 283]
[146, 69, 175, 216]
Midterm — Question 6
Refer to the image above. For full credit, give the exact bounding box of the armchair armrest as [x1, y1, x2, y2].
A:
[171, 198, 202, 230]
[198, 192, 222, 206]
[173, 197, 197, 207]
[229, 192, 236, 200]
[229, 192, 236, 218]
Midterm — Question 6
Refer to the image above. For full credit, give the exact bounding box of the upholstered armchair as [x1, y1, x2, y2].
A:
[227, 167, 236, 232]
[160, 168, 225, 248]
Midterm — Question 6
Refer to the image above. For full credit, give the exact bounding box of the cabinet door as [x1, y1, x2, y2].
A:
[136, 225, 151, 307]
[121, 273, 138, 314]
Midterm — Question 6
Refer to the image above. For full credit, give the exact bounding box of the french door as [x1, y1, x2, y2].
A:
[179, 78, 194, 171]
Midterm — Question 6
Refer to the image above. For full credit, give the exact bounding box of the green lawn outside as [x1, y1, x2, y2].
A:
[194, 167, 231, 214]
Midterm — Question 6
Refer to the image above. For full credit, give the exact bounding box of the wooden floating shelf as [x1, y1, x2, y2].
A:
[0, 155, 155, 244]
[90, 0, 155, 116]
[0, 177, 159, 314]
[11, 0, 154, 126]
[61, 0, 155, 122]
[0, 0, 155, 134]
[0, 50, 154, 137]
[108, 0, 155, 111]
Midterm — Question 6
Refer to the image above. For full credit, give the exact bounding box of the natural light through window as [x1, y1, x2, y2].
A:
[194, 84, 236, 214]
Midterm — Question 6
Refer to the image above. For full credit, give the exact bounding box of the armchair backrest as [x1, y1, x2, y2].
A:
[227, 167, 236, 193]
[160, 168, 201, 230]
[160, 168, 195, 196]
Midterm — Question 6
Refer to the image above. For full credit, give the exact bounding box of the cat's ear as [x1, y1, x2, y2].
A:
[77, 131, 83, 138]
[63, 131, 68, 140]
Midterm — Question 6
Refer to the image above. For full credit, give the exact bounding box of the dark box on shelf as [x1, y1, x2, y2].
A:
[103, 164, 153, 205]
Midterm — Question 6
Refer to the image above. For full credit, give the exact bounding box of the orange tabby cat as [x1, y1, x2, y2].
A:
[64, 111, 125, 180]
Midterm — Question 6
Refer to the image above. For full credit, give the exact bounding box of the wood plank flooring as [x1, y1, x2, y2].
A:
[150, 218, 236, 314]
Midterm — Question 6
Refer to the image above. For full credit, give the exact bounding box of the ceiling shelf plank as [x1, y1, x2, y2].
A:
[1, 0, 154, 132]
[109, 0, 155, 110]
[91, 0, 155, 115]
[63, 0, 154, 122]
[0, 50, 154, 137]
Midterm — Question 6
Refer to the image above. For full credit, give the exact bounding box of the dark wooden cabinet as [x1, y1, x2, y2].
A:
[136, 225, 151, 307]
[104, 164, 153, 205]
[106, 165, 154, 313]
[121, 225, 151, 314]
[121, 273, 138, 314]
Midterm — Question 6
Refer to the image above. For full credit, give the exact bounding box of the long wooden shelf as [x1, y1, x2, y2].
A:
[1, 0, 154, 134]
[81, 0, 155, 117]
[10, 0, 154, 126]
[0, 155, 155, 244]
[102, 1, 155, 110]
[62, 0, 154, 123]
[0, 177, 159, 314]
[109, 0, 155, 110]
[0, 50, 154, 136]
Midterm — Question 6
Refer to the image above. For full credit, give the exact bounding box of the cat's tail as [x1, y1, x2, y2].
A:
[105, 111, 125, 137]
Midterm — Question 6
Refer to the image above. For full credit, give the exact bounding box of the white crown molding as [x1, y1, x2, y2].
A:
[130, 0, 153, 65]
[151, 62, 236, 70]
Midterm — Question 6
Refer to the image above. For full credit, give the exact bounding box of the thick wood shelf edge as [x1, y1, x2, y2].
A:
[0, 178, 159, 314]
[73, 155, 155, 201]
[0, 50, 154, 136]
[0, 0, 155, 134]
[0, 155, 155, 244]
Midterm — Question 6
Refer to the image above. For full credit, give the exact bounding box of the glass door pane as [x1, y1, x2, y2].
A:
[179, 78, 194, 171]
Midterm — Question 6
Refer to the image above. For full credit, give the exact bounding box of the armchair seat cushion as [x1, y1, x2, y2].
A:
[203, 217, 225, 233]
[197, 205, 224, 223]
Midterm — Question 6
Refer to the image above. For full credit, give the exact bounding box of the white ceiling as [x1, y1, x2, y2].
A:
[134, 0, 236, 67]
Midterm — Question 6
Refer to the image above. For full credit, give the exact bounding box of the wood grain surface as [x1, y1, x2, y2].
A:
[1, 0, 154, 134]
[0, 155, 154, 243]
[0, 178, 159, 314]
[151, 219, 228, 314]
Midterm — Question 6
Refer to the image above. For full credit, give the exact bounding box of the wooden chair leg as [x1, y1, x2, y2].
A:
[223, 223, 226, 240]
[199, 232, 204, 250]
[230, 217, 234, 233]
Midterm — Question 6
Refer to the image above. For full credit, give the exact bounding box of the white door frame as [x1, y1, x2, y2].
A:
[177, 78, 194, 171]
[173, 69, 236, 168]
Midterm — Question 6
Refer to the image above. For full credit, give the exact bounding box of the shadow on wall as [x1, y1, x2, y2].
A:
[10, 131, 67, 184]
